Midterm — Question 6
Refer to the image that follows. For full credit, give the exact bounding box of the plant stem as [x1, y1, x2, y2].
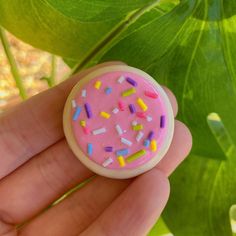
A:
[0, 27, 27, 99]
[48, 55, 56, 87]
[70, 0, 163, 75]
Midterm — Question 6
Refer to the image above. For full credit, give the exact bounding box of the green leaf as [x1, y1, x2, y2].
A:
[0, 0, 153, 61]
[149, 217, 172, 236]
[98, 0, 236, 235]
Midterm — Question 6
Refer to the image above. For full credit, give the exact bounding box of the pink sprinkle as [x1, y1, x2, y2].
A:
[83, 127, 90, 134]
[118, 101, 125, 111]
[144, 91, 158, 99]
[136, 112, 147, 118]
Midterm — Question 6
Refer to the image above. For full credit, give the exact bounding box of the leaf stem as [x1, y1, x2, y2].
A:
[0, 27, 27, 99]
[70, 0, 163, 75]
[49, 55, 56, 87]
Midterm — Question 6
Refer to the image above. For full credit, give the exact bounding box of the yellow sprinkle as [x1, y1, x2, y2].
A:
[150, 140, 157, 152]
[100, 111, 111, 119]
[80, 120, 86, 127]
[117, 156, 126, 167]
[94, 80, 102, 89]
[122, 88, 136, 97]
[132, 124, 143, 131]
[137, 98, 148, 111]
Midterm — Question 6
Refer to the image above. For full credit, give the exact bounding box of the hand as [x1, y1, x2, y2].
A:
[0, 62, 192, 236]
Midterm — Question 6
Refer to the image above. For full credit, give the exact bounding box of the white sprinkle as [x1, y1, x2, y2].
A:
[132, 120, 138, 126]
[117, 75, 125, 84]
[82, 89, 87, 97]
[92, 127, 106, 135]
[147, 115, 153, 122]
[121, 137, 132, 146]
[115, 124, 123, 135]
[112, 108, 119, 114]
[71, 99, 77, 108]
[102, 157, 113, 167]
[136, 131, 144, 142]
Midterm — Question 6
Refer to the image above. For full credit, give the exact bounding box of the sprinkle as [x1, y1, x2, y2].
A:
[87, 143, 93, 156]
[129, 104, 136, 114]
[160, 115, 165, 128]
[126, 77, 137, 87]
[83, 127, 90, 134]
[72, 107, 82, 121]
[132, 120, 138, 126]
[105, 87, 112, 95]
[121, 137, 132, 146]
[136, 112, 147, 119]
[102, 157, 113, 167]
[132, 124, 143, 131]
[151, 140, 157, 152]
[143, 139, 150, 147]
[122, 88, 136, 97]
[92, 127, 106, 135]
[117, 156, 126, 167]
[146, 115, 153, 122]
[82, 89, 87, 97]
[115, 124, 123, 135]
[136, 131, 144, 142]
[100, 111, 111, 119]
[104, 146, 113, 152]
[126, 150, 146, 163]
[80, 120, 86, 127]
[116, 149, 129, 156]
[94, 80, 102, 89]
[112, 108, 119, 114]
[144, 90, 158, 99]
[84, 103, 92, 119]
[118, 101, 125, 111]
[117, 75, 125, 84]
[137, 98, 148, 111]
[147, 131, 154, 140]
[71, 99, 77, 108]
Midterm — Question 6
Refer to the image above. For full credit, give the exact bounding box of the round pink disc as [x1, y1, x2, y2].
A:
[63, 65, 174, 179]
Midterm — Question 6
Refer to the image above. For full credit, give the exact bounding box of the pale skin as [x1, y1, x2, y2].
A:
[0, 62, 192, 236]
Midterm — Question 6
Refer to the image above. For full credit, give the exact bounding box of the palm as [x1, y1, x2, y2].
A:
[0, 62, 191, 236]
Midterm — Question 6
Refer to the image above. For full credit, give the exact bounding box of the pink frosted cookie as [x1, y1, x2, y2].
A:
[63, 65, 174, 179]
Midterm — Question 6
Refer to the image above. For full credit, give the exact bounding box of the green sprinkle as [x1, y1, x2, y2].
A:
[122, 88, 136, 97]
[126, 149, 146, 163]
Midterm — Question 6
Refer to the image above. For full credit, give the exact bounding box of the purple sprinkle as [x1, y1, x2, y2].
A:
[84, 103, 92, 119]
[147, 131, 154, 140]
[129, 104, 136, 114]
[104, 146, 113, 152]
[126, 77, 137, 87]
[160, 115, 165, 128]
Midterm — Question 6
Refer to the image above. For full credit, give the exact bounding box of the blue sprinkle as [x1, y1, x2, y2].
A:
[87, 143, 93, 156]
[72, 107, 81, 121]
[105, 87, 112, 95]
[143, 139, 150, 147]
[116, 149, 129, 156]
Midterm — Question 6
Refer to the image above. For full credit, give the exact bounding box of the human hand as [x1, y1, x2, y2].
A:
[0, 62, 192, 236]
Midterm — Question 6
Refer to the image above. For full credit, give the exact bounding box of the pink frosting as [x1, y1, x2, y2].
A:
[70, 71, 167, 169]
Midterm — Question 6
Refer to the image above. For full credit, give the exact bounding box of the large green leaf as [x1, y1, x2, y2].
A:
[99, 0, 236, 235]
[1, 0, 236, 235]
[0, 0, 154, 60]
